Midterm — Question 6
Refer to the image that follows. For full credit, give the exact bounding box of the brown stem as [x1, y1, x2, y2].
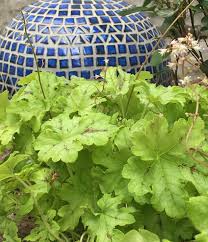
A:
[185, 94, 199, 146]
[21, 11, 46, 100]
[21, 11, 52, 119]
[191, 148, 208, 159]
[204, 38, 208, 48]
[174, 58, 179, 85]
[189, 151, 208, 168]
[188, 1, 197, 39]
[0, 149, 12, 162]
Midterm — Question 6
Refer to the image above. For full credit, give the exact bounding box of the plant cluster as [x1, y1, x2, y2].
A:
[158, 32, 206, 85]
[0, 67, 208, 241]
[120, 0, 208, 85]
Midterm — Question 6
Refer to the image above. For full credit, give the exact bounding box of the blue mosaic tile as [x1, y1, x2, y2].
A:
[3, 64, 8, 73]
[47, 48, 56, 56]
[4, 53, 10, 62]
[93, 69, 101, 76]
[25, 69, 33, 76]
[84, 57, 94, 67]
[96, 45, 105, 55]
[83, 46, 93, 55]
[26, 58, 34, 67]
[69, 71, 78, 77]
[58, 48, 68, 56]
[5, 42, 11, 49]
[129, 45, 138, 54]
[36, 47, 45, 55]
[81, 70, 91, 79]
[96, 10, 105, 15]
[26, 47, 33, 55]
[10, 54, 17, 64]
[17, 67, 24, 77]
[108, 57, 117, 66]
[97, 57, 105, 66]
[77, 17, 87, 24]
[107, 45, 116, 54]
[71, 10, 80, 15]
[129, 56, 138, 66]
[11, 43, 17, 51]
[70, 47, 80, 56]
[72, 58, 81, 68]
[89, 17, 99, 24]
[56, 71, 66, 77]
[118, 57, 127, 66]
[48, 59, 57, 68]
[0, 0, 167, 94]
[60, 59, 69, 68]
[9, 66, 16, 75]
[118, 44, 127, 54]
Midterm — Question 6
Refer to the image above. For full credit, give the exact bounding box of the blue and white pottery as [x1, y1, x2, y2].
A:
[0, 0, 167, 94]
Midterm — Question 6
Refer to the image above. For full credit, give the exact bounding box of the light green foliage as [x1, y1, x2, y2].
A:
[25, 210, 60, 242]
[121, 229, 160, 242]
[100, 66, 134, 97]
[0, 67, 208, 241]
[34, 112, 117, 163]
[66, 77, 105, 115]
[82, 194, 135, 242]
[58, 153, 98, 231]
[0, 153, 28, 181]
[135, 81, 188, 108]
[1, 220, 21, 242]
[187, 195, 208, 241]
[123, 116, 207, 218]
[0, 91, 9, 122]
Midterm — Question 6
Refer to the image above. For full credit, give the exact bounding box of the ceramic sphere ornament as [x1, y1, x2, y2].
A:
[0, 0, 167, 94]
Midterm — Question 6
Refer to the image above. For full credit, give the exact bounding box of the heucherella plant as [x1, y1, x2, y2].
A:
[120, 0, 208, 86]
[159, 32, 206, 85]
[0, 67, 208, 241]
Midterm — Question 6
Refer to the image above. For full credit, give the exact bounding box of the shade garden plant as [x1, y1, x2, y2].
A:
[1, 0, 208, 241]
[120, 0, 208, 83]
[0, 66, 208, 242]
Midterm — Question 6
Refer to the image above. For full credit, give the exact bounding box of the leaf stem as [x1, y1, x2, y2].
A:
[188, 0, 197, 39]
[119, 97, 125, 118]
[61, 232, 72, 242]
[187, 0, 204, 61]
[21, 11, 46, 100]
[185, 94, 199, 146]
[184, 93, 208, 169]
[66, 164, 74, 178]
[80, 231, 88, 242]
[174, 57, 179, 85]
[140, 103, 149, 119]
[188, 150, 208, 168]
[124, 84, 135, 117]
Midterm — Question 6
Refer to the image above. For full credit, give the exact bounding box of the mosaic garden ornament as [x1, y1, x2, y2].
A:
[0, 0, 167, 94]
